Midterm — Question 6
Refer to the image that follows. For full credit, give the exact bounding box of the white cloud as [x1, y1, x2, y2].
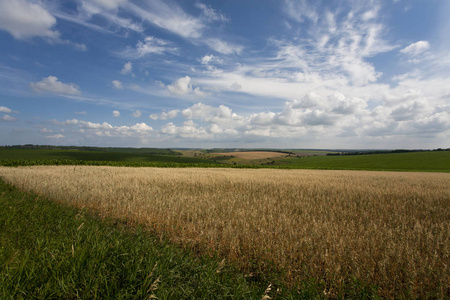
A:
[196, 3, 228, 22]
[121, 62, 132, 74]
[54, 39, 87, 51]
[30, 76, 81, 95]
[181, 103, 240, 125]
[129, 122, 153, 132]
[53, 118, 154, 140]
[0, 0, 59, 40]
[1, 115, 17, 122]
[161, 120, 208, 139]
[112, 80, 123, 89]
[73, 0, 142, 33]
[284, 0, 318, 24]
[120, 37, 176, 59]
[137, 36, 174, 56]
[46, 134, 65, 139]
[167, 76, 205, 97]
[132, 110, 142, 118]
[200, 54, 222, 65]
[400, 41, 430, 57]
[205, 39, 243, 55]
[124, 0, 204, 38]
[88, 0, 126, 10]
[276, 2, 396, 86]
[0, 106, 12, 113]
[149, 109, 179, 120]
[113, 110, 120, 117]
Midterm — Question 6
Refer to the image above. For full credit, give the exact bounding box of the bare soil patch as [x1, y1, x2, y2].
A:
[216, 151, 289, 159]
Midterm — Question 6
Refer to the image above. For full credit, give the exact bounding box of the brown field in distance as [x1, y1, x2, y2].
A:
[216, 151, 290, 159]
[0, 166, 448, 298]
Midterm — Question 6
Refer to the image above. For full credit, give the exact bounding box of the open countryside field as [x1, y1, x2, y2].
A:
[277, 151, 450, 172]
[1, 148, 449, 172]
[0, 166, 448, 298]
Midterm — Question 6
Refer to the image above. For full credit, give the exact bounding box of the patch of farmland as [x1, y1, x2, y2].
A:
[0, 166, 448, 298]
[216, 151, 289, 159]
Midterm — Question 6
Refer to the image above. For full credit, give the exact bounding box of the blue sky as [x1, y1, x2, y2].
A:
[1, 0, 449, 149]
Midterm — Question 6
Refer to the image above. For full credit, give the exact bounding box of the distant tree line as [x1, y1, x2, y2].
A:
[0, 144, 177, 155]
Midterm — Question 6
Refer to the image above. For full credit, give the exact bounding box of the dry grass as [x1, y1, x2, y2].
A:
[216, 151, 289, 159]
[0, 166, 448, 298]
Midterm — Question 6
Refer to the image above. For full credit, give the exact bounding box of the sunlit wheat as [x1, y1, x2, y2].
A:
[0, 166, 448, 298]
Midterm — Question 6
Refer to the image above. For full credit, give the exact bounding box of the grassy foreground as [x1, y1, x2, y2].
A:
[0, 178, 289, 299]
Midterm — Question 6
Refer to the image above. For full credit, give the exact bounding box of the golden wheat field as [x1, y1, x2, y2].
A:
[0, 166, 449, 298]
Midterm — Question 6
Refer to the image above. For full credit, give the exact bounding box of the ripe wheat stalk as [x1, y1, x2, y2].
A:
[0, 166, 448, 298]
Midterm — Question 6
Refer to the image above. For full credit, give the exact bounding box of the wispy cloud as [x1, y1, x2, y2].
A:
[196, 3, 228, 23]
[400, 41, 430, 57]
[124, 0, 204, 38]
[119, 37, 176, 59]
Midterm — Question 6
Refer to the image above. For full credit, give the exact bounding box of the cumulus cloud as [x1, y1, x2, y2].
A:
[181, 103, 242, 125]
[0, 0, 59, 40]
[167, 76, 205, 96]
[132, 110, 142, 118]
[51, 118, 153, 140]
[161, 120, 208, 139]
[121, 62, 132, 74]
[1, 115, 17, 122]
[200, 54, 222, 65]
[400, 41, 430, 57]
[113, 110, 120, 117]
[127, 122, 153, 132]
[30, 76, 81, 95]
[112, 80, 123, 89]
[0, 106, 12, 113]
[149, 109, 179, 120]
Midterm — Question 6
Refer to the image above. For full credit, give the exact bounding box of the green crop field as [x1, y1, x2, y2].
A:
[0, 147, 449, 172]
[275, 151, 450, 172]
[0, 149, 214, 164]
